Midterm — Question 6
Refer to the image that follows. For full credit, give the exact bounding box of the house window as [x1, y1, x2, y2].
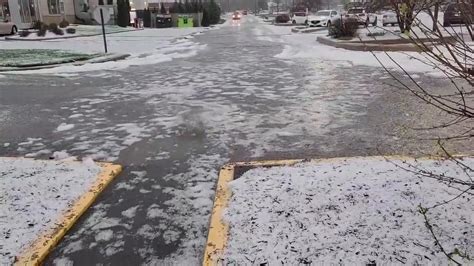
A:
[107, 0, 112, 5]
[48, 0, 61, 14]
[98, 0, 104, 5]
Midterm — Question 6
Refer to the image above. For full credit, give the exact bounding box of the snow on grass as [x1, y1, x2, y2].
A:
[0, 157, 102, 265]
[2, 27, 202, 54]
[0, 49, 96, 67]
[274, 31, 442, 76]
[223, 157, 473, 264]
[2, 27, 209, 75]
[9, 25, 138, 40]
[7, 39, 206, 75]
[255, 18, 462, 77]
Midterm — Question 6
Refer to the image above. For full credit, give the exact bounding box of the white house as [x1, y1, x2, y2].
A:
[5, 0, 116, 29]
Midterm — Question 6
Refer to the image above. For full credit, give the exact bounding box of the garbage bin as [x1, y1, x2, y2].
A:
[156, 15, 172, 28]
[178, 15, 193, 27]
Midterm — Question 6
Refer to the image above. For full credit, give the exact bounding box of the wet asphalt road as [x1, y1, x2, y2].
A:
[0, 16, 453, 265]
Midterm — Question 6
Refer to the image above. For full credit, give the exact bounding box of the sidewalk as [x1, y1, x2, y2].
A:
[0, 157, 121, 265]
[205, 156, 474, 265]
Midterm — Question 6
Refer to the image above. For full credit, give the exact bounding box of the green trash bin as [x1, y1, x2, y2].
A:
[178, 15, 194, 27]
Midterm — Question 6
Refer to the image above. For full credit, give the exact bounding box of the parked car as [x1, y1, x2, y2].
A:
[382, 11, 398, 26]
[275, 14, 290, 24]
[443, 3, 473, 26]
[291, 12, 308, 24]
[0, 18, 17, 35]
[346, 7, 377, 27]
[242, 10, 248, 15]
[307, 10, 340, 27]
[232, 11, 241, 20]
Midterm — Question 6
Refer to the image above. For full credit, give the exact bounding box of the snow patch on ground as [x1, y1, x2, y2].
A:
[52, 150, 75, 160]
[56, 123, 75, 132]
[223, 157, 474, 264]
[121, 206, 139, 219]
[0, 157, 101, 265]
[95, 229, 114, 242]
[255, 21, 445, 76]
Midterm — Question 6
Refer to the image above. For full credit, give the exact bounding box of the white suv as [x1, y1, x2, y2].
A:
[291, 12, 308, 24]
[345, 8, 377, 27]
[307, 10, 340, 27]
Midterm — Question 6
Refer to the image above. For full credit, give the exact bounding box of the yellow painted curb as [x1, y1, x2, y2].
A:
[14, 161, 122, 266]
[202, 155, 471, 265]
[203, 159, 302, 266]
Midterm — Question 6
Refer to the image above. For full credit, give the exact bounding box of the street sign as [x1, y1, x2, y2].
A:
[93, 7, 111, 24]
[93, 7, 110, 53]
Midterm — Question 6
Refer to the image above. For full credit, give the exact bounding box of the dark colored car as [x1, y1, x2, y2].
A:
[242, 10, 248, 15]
[443, 3, 473, 26]
[275, 14, 290, 23]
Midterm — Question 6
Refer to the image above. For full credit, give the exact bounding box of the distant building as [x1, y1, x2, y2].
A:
[5, 0, 117, 29]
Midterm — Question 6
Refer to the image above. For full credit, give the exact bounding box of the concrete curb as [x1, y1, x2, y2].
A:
[203, 155, 467, 264]
[291, 27, 327, 33]
[14, 160, 122, 266]
[273, 23, 295, 27]
[5, 28, 143, 41]
[316, 36, 431, 52]
[0, 53, 130, 72]
[75, 53, 130, 65]
[203, 158, 312, 265]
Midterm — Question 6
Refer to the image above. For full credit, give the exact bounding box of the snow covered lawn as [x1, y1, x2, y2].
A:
[218, 156, 473, 264]
[255, 15, 472, 76]
[0, 49, 97, 67]
[5, 25, 139, 41]
[0, 157, 121, 265]
[1, 27, 208, 74]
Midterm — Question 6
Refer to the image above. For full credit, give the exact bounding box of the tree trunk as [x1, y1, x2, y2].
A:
[432, 3, 439, 32]
[404, 12, 413, 33]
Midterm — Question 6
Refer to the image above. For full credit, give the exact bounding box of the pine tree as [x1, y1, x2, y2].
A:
[160, 2, 167, 14]
[125, 0, 131, 23]
[208, 0, 220, 24]
[170, 0, 179, 13]
[201, 7, 210, 26]
[198, 0, 203, 12]
[178, 0, 185, 13]
[192, 0, 198, 13]
[184, 0, 192, 13]
[117, 0, 129, 27]
[143, 8, 151, 27]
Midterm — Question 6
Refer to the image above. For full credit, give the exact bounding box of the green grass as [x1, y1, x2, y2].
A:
[0, 49, 98, 67]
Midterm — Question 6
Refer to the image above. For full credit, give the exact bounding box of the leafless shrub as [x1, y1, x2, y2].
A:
[366, 0, 473, 263]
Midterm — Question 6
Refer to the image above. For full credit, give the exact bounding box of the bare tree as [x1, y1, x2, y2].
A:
[367, 0, 473, 262]
[389, 0, 434, 33]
